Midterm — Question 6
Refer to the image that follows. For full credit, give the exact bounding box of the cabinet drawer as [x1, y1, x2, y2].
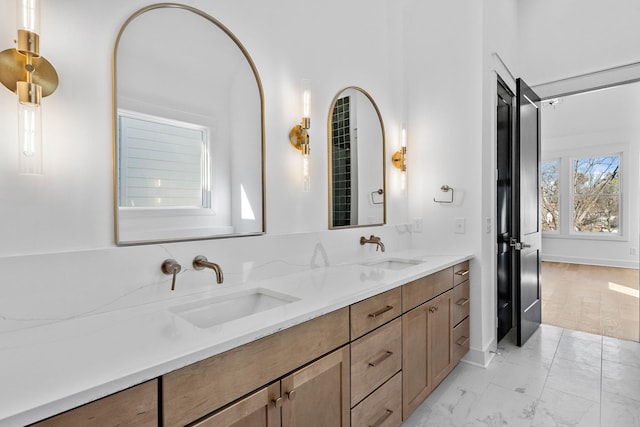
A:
[192, 382, 280, 427]
[351, 318, 402, 406]
[31, 380, 158, 427]
[350, 288, 401, 340]
[453, 317, 470, 364]
[351, 372, 402, 427]
[453, 261, 470, 287]
[452, 279, 470, 326]
[162, 308, 349, 427]
[402, 267, 452, 312]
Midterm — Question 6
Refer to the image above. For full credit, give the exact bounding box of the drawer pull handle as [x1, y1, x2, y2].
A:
[369, 409, 393, 427]
[455, 269, 469, 276]
[456, 298, 469, 306]
[428, 306, 438, 313]
[287, 390, 296, 401]
[368, 305, 394, 318]
[368, 350, 393, 367]
[272, 397, 283, 408]
[456, 336, 469, 346]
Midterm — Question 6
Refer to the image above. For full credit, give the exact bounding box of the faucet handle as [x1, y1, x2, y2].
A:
[161, 259, 182, 291]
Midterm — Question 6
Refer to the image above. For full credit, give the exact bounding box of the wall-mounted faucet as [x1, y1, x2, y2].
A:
[161, 259, 182, 291]
[193, 255, 224, 284]
[360, 235, 385, 252]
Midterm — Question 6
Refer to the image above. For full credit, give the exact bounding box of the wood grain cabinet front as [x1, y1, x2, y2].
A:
[350, 318, 402, 406]
[281, 346, 350, 427]
[351, 372, 402, 427]
[350, 288, 401, 340]
[191, 382, 281, 427]
[402, 289, 454, 420]
[162, 308, 349, 427]
[29, 380, 158, 427]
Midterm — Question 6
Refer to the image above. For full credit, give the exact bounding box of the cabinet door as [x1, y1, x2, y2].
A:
[402, 290, 454, 420]
[192, 383, 280, 427]
[428, 290, 454, 388]
[282, 346, 350, 427]
[402, 303, 430, 419]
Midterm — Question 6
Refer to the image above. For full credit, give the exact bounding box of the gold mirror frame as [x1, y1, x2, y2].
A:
[112, 3, 266, 245]
[327, 86, 387, 229]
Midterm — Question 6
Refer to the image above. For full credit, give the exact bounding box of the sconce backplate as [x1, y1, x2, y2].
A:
[0, 49, 59, 96]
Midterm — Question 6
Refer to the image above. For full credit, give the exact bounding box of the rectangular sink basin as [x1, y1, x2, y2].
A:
[361, 258, 423, 271]
[170, 288, 299, 329]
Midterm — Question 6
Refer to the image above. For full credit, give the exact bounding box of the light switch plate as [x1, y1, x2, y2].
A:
[454, 218, 465, 234]
[413, 218, 423, 233]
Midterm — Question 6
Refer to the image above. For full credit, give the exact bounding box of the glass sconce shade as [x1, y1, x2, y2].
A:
[18, 100, 43, 174]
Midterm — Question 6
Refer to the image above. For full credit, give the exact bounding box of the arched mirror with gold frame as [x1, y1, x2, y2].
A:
[113, 3, 265, 245]
[328, 87, 386, 229]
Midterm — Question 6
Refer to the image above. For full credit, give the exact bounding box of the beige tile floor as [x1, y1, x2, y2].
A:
[542, 261, 639, 342]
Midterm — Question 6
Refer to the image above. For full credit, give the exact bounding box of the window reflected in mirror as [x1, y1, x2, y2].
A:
[113, 4, 265, 244]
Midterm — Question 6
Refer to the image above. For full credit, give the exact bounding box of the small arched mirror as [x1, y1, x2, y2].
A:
[113, 4, 265, 245]
[328, 87, 386, 229]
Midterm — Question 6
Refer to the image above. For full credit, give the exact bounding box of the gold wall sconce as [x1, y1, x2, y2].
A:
[0, 0, 58, 175]
[289, 79, 311, 192]
[392, 125, 407, 191]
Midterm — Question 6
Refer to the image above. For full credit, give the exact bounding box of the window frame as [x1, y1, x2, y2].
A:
[542, 144, 628, 242]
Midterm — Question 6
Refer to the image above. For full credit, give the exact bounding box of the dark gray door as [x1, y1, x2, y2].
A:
[496, 79, 514, 342]
[514, 78, 542, 346]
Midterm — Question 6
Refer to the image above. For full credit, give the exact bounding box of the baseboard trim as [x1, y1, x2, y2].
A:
[462, 337, 498, 368]
[542, 254, 639, 270]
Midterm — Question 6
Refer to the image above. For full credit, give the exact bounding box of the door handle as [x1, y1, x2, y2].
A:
[509, 238, 531, 251]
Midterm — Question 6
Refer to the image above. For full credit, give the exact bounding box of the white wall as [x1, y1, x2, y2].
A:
[0, 0, 408, 257]
[403, 0, 486, 363]
[0, 0, 415, 333]
[541, 83, 640, 268]
[518, 0, 640, 86]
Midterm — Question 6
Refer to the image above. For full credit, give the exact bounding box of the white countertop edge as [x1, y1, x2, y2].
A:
[1, 252, 472, 426]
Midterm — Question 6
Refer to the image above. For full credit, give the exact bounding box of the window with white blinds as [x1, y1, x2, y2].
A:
[118, 112, 209, 209]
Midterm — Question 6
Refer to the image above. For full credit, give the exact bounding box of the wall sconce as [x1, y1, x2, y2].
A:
[392, 124, 407, 190]
[289, 79, 311, 192]
[0, 0, 58, 175]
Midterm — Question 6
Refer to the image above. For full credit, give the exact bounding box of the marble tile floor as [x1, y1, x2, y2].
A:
[403, 324, 640, 426]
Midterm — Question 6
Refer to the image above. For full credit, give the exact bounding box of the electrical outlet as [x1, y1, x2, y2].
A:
[413, 218, 423, 233]
[631, 248, 638, 256]
[454, 218, 465, 234]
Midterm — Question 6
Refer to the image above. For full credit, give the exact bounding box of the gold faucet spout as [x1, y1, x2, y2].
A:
[360, 235, 385, 252]
[193, 255, 224, 284]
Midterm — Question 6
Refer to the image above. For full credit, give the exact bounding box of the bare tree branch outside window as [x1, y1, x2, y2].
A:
[572, 155, 620, 233]
[541, 160, 559, 231]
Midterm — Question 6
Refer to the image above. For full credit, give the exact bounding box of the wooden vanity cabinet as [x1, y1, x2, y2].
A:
[29, 380, 158, 427]
[452, 261, 471, 364]
[402, 290, 453, 419]
[28, 260, 472, 427]
[162, 308, 349, 427]
[401, 261, 471, 420]
[195, 346, 350, 427]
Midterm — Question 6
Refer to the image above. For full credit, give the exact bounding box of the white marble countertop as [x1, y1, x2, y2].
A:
[0, 251, 471, 426]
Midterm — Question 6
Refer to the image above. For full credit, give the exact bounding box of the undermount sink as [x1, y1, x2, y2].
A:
[170, 288, 299, 329]
[361, 258, 424, 271]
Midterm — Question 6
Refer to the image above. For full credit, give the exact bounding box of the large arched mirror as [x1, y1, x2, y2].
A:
[328, 87, 386, 229]
[113, 4, 265, 245]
